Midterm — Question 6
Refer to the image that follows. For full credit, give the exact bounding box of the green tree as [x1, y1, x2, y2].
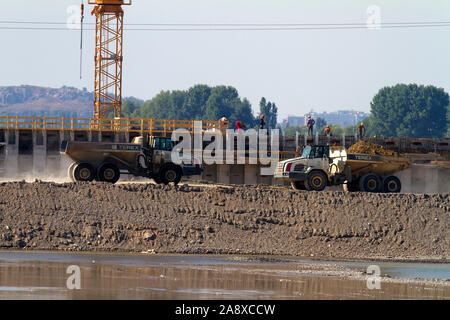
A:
[370, 84, 449, 138]
[283, 125, 307, 136]
[315, 117, 326, 132]
[447, 105, 450, 137]
[259, 97, 278, 129]
[183, 84, 211, 120]
[131, 84, 257, 128]
[121, 100, 140, 118]
[344, 125, 356, 136]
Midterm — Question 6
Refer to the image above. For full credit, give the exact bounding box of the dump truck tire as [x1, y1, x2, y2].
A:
[68, 162, 77, 182]
[382, 175, 401, 193]
[359, 173, 381, 192]
[97, 163, 120, 184]
[160, 164, 182, 185]
[153, 176, 161, 184]
[291, 181, 306, 191]
[305, 171, 327, 191]
[343, 180, 359, 192]
[73, 163, 96, 182]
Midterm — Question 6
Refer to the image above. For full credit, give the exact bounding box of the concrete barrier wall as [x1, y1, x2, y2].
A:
[0, 129, 449, 193]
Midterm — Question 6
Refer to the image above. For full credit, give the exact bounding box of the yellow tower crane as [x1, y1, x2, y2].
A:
[87, 0, 132, 119]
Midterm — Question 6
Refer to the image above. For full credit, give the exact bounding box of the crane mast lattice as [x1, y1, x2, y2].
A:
[88, 0, 131, 119]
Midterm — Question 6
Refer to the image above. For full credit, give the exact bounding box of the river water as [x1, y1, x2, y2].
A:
[0, 251, 448, 300]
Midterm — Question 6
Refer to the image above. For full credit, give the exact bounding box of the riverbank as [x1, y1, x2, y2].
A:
[0, 251, 449, 300]
[0, 181, 448, 262]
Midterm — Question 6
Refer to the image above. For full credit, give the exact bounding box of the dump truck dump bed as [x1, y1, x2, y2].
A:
[346, 153, 411, 177]
[61, 140, 141, 168]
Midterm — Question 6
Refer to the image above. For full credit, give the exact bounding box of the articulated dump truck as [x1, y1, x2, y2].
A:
[274, 145, 410, 193]
[60, 135, 201, 184]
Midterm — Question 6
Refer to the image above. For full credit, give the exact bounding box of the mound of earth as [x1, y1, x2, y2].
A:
[348, 140, 396, 156]
[0, 181, 448, 262]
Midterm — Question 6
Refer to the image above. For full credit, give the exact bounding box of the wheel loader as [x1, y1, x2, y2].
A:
[274, 145, 410, 193]
[60, 135, 201, 184]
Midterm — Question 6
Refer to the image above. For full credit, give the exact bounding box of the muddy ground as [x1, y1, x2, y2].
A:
[0, 181, 448, 262]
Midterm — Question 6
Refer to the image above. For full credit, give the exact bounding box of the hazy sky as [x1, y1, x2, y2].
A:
[1, 0, 449, 119]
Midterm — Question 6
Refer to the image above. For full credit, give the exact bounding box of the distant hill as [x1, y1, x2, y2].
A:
[0, 85, 142, 118]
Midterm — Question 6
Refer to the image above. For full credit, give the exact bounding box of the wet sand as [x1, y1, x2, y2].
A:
[0, 251, 448, 300]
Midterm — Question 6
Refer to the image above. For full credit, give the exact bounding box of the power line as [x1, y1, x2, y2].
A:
[0, 20, 450, 31]
[1, 24, 450, 31]
[1, 20, 450, 26]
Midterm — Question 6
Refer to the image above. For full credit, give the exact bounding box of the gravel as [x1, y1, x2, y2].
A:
[0, 181, 448, 262]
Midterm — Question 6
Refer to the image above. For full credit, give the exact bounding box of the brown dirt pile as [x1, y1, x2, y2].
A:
[0, 181, 448, 261]
[348, 140, 396, 156]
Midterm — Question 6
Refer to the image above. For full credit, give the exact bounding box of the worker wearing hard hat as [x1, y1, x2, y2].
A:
[235, 120, 246, 133]
[324, 124, 332, 137]
[306, 115, 315, 137]
[357, 122, 366, 139]
[220, 116, 228, 127]
[259, 114, 266, 130]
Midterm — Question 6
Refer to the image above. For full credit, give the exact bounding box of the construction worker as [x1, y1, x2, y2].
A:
[295, 146, 303, 157]
[220, 116, 228, 127]
[219, 117, 228, 128]
[259, 114, 266, 130]
[357, 122, 366, 139]
[324, 124, 332, 137]
[235, 120, 245, 133]
[307, 115, 315, 137]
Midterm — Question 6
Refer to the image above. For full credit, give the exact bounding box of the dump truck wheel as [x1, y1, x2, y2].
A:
[343, 180, 359, 192]
[97, 163, 120, 184]
[305, 171, 327, 191]
[383, 175, 401, 193]
[68, 162, 77, 182]
[359, 173, 381, 192]
[73, 163, 96, 182]
[160, 165, 182, 185]
[291, 181, 306, 191]
[153, 176, 161, 184]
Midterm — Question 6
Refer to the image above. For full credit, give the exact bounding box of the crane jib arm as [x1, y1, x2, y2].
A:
[88, 0, 132, 5]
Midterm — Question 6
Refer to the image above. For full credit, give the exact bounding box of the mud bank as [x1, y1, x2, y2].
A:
[0, 181, 448, 262]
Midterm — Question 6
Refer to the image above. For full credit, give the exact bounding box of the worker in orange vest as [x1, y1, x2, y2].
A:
[324, 125, 332, 137]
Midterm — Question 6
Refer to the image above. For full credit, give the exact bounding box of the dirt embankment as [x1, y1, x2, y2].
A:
[0, 181, 448, 261]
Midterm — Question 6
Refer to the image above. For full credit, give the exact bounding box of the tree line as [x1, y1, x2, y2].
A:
[119, 84, 278, 130]
[283, 84, 449, 138]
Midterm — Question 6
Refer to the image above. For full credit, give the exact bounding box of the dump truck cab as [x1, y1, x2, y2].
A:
[61, 135, 201, 185]
[275, 144, 408, 193]
[275, 145, 342, 191]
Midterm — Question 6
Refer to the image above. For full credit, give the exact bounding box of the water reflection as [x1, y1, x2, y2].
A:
[0, 252, 448, 300]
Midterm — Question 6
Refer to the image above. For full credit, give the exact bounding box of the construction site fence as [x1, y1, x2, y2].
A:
[0, 116, 225, 134]
[0, 116, 448, 155]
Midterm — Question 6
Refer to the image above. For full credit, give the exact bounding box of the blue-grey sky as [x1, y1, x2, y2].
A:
[1, 0, 449, 120]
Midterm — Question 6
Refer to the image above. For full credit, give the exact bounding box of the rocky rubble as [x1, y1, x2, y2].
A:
[0, 181, 448, 261]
